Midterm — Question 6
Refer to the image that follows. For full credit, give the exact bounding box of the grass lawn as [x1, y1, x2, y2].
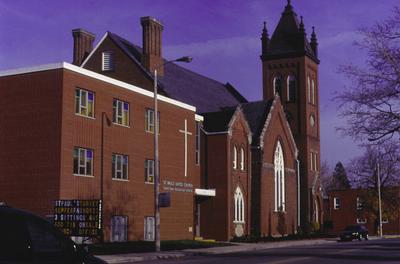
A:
[90, 240, 233, 255]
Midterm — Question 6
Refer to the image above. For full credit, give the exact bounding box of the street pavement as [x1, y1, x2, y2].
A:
[134, 237, 400, 264]
[97, 236, 400, 264]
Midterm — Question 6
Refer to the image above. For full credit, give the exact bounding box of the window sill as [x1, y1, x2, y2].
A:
[112, 178, 129, 182]
[113, 122, 130, 128]
[75, 113, 95, 120]
[145, 181, 154, 185]
[233, 221, 245, 224]
[145, 130, 160, 135]
[74, 174, 94, 178]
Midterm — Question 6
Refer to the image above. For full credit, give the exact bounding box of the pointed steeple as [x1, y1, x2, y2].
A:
[261, 21, 269, 58]
[262, 1, 319, 64]
[284, 0, 294, 14]
[310, 26, 318, 58]
[299, 16, 305, 33]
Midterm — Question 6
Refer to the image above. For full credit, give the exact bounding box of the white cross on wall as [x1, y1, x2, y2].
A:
[179, 119, 192, 177]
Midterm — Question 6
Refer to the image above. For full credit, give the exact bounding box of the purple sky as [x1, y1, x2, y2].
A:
[0, 0, 398, 169]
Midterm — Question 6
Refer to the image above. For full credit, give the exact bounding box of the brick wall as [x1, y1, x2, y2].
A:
[0, 70, 63, 216]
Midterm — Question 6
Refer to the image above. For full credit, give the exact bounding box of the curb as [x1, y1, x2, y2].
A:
[97, 252, 192, 264]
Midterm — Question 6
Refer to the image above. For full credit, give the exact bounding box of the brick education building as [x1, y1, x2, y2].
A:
[0, 1, 323, 241]
[326, 189, 400, 235]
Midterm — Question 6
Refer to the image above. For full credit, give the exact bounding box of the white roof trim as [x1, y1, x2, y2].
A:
[81, 32, 109, 67]
[0, 62, 197, 112]
[195, 188, 216, 197]
[195, 114, 204, 122]
[0, 62, 64, 77]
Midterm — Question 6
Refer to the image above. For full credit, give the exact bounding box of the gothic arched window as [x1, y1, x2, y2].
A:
[240, 148, 245, 171]
[307, 76, 311, 103]
[311, 79, 316, 104]
[274, 141, 285, 211]
[287, 75, 296, 102]
[233, 146, 237, 169]
[234, 186, 245, 223]
[273, 76, 283, 97]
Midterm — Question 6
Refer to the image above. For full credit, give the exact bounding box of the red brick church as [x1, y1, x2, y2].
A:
[0, 1, 322, 241]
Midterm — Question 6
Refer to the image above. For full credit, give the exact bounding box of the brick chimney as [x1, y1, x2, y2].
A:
[140, 17, 164, 76]
[72, 28, 95, 66]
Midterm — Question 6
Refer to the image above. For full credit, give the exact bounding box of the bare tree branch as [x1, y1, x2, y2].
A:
[336, 7, 400, 142]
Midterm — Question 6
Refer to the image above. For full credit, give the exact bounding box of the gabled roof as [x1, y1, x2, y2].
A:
[202, 107, 237, 133]
[83, 32, 247, 113]
[241, 100, 273, 146]
[265, 1, 319, 63]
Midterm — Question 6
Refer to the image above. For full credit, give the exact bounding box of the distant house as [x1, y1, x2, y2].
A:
[326, 189, 400, 235]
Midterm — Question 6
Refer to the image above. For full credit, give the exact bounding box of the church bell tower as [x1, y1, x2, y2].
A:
[261, 0, 322, 231]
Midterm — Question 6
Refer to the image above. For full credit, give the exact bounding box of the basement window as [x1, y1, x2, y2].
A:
[102, 51, 114, 71]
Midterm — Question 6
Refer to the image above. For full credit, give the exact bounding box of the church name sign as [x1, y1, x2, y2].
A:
[162, 180, 193, 193]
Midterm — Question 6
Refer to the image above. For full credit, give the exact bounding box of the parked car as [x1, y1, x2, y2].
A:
[339, 225, 369, 241]
[0, 204, 106, 264]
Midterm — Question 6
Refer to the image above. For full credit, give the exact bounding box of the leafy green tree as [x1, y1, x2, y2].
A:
[329, 162, 351, 191]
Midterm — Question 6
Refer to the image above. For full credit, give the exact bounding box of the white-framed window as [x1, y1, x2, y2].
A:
[145, 109, 160, 133]
[234, 186, 245, 223]
[233, 146, 238, 169]
[307, 76, 311, 103]
[357, 218, 367, 224]
[356, 197, 363, 210]
[111, 216, 128, 242]
[144, 216, 155, 241]
[195, 121, 201, 165]
[273, 75, 282, 97]
[240, 148, 245, 171]
[334, 197, 340, 210]
[102, 51, 114, 71]
[112, 154, 128, 180]
[145, 159, 159, 184]
[382, 218, 389, 224]
[287, 75, 296, 102]
[113, 99, 129, 126]
[73, 147, 93, 176]
[75, 88, 94, 117]
[274, 141, 285, 211]
[311, 79, 316, 104]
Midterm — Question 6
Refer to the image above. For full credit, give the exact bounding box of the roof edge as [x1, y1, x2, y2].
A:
[0, 62, 197, 112]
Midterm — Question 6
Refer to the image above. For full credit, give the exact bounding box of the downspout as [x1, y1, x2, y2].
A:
[297, 159, 301, 229]
[204, 131, 208, 189]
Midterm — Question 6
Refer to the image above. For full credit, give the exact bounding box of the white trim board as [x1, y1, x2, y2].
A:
[81, 32, 108, 67]
[0, 62, 197, 112]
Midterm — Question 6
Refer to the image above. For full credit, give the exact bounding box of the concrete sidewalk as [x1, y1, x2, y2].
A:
[96, 236, 385, 263]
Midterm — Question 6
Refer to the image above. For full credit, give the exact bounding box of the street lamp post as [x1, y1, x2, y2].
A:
[153, 56, 192, 252]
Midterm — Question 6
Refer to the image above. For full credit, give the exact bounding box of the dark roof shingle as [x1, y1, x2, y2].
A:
[202, 107, 237, 133]
[108, 32, 247, 113]
[242, 100, 274, 146]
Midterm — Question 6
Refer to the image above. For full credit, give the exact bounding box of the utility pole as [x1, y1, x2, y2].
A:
[153, 56, 192, 252]
[377, 159, 383, 237]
